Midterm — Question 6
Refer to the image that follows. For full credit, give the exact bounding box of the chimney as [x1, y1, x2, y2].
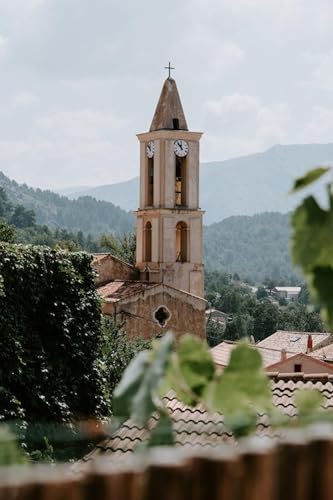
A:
[280, 348, 287, 361]
[307, 334, 313, 353]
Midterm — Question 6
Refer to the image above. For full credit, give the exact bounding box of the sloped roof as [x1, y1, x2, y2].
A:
[81, 375, 333, 466]
[97, 280, 159, 302]
[310, 343, 333, 362]
[150, 78, 188, 132]
[257, 331, 330, 352]
[211, 341, 294, 368]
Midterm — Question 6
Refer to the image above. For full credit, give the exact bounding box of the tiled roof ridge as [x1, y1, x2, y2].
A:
[273, 330, 329, 336]
[268, 372, 333, 381]
[215, 340, 295, 355]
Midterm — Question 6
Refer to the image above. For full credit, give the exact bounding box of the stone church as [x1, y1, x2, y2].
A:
[93, 76, 206, 339]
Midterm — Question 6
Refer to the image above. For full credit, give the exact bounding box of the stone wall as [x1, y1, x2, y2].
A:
[102, 284, 206, 340]
[92, 254, 139, 286]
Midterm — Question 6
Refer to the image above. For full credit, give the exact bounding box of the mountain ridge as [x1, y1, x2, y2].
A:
[58, 142, 333, 223]
[0, 171, 134, 237]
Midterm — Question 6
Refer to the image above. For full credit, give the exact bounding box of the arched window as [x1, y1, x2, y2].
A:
[176, 221, 188, 262]
[144, 221, 152, 262]
[175, 157, 186, 206]
[147, 158, 154, 206]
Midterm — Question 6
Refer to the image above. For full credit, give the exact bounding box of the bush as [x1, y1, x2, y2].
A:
[0, 243, 106, 423]
[100, 317, 151, 409]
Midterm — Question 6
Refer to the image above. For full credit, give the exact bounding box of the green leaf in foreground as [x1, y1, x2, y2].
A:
[291, 190, 333, 330]
[294, 389, 323, 419]
[113, 332, 174, 426]
[203, 343, 272, 437]
[162, 335, 215, 406]
[290, 167, 330, 193]
[148, 413, 174, 447]
[309, 266, 333, 332]
[0, 426, 26, 465]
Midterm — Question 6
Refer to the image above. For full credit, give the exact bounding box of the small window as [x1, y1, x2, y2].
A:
[175, 157, 186, 206]
[173, 118, 179, 130]
[176, 221, 188, 262]
[147, 158, 154, 206]
[154, 306, 171, 327]
[294, 364, 302, 373]
[144, 221, 152, 262]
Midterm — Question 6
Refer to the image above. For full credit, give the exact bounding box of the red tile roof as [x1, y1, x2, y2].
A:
[97, 280, 159, 302]
[257, 330, 330, 353]
[81, 374, 333, 466]
[310, 343, 333, 362]
[211, 341, 294, 368]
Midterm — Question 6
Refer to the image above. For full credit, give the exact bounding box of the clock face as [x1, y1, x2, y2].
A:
[146, 141, 155, 158]
[174, 139, 189, 158]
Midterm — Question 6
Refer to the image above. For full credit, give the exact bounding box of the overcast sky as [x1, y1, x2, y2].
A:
[0, 0, 333, 189]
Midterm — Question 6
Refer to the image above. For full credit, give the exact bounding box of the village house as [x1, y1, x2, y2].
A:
[271, 286, 301, 301]
[211, 330, 333, 374]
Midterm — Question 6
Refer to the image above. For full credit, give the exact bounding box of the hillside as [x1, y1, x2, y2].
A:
[0, 172, 134, 237]
[62, 143, 333, 223]
[204, 212, 298, 284]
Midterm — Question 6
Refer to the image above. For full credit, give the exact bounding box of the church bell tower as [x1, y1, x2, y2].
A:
[135, 75, 204, 298]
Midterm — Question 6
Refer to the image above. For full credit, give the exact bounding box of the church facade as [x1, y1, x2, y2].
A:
[93, 76, 206, 340]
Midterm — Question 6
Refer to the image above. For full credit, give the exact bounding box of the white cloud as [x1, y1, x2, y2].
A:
[12, 92, 40, 108]
[0, 35, 8, 59]
[35, 109, 128, 141]
[313, 50, 333, 90]
[202, 94, 290, 160]
[0, 0, 333, 188]
[299, 106, 333, 144]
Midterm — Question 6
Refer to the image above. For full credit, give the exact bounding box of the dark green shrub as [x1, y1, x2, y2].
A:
[0, 244, 106, 423]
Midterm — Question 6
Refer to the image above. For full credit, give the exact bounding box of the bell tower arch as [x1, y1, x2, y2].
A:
[135, 77, 204, 298]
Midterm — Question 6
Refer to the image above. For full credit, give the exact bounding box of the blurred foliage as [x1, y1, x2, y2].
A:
[0, 426, 26, 466]
[291, 166, 333, 331]
[113, 334, 272, 443]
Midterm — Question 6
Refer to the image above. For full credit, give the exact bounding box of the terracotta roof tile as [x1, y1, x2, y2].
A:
[310, 343, 333, 361]
[97, 280, 158, 302]
[257, 330, 330, 352]
[82, 375, 333, 465]
[210, 341, 294, 368]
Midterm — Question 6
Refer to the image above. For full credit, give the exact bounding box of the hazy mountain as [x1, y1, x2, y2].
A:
[204, 212, 298, 284]
[0, 172, 134, 237]
[63, 143, 333, 224]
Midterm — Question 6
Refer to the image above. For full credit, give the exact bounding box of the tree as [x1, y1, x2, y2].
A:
[253, 300, 279, 341]
[0, 219, 16, 243]
[100, 232, 136, 265]
[256, 286, 268, 300]
[0, 188, 12, 219]
[206, 317, 225, 347]
[10, 206, 35, 228]
[298, 284, 310, 305]
[101, 317, 150, 407]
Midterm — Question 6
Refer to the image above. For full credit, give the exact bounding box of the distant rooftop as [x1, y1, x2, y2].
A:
[211, 340, 295, 368]
[257, 330, 330, 353]
[273, 286, 301, 292]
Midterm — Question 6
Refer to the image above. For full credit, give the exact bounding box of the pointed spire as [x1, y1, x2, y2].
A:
[150, 78, 188, 132]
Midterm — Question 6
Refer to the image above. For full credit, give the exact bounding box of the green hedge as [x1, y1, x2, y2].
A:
[0, 244, 106, 423]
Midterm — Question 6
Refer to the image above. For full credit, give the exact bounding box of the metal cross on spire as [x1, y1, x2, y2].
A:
[164, 62, 175, 79]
